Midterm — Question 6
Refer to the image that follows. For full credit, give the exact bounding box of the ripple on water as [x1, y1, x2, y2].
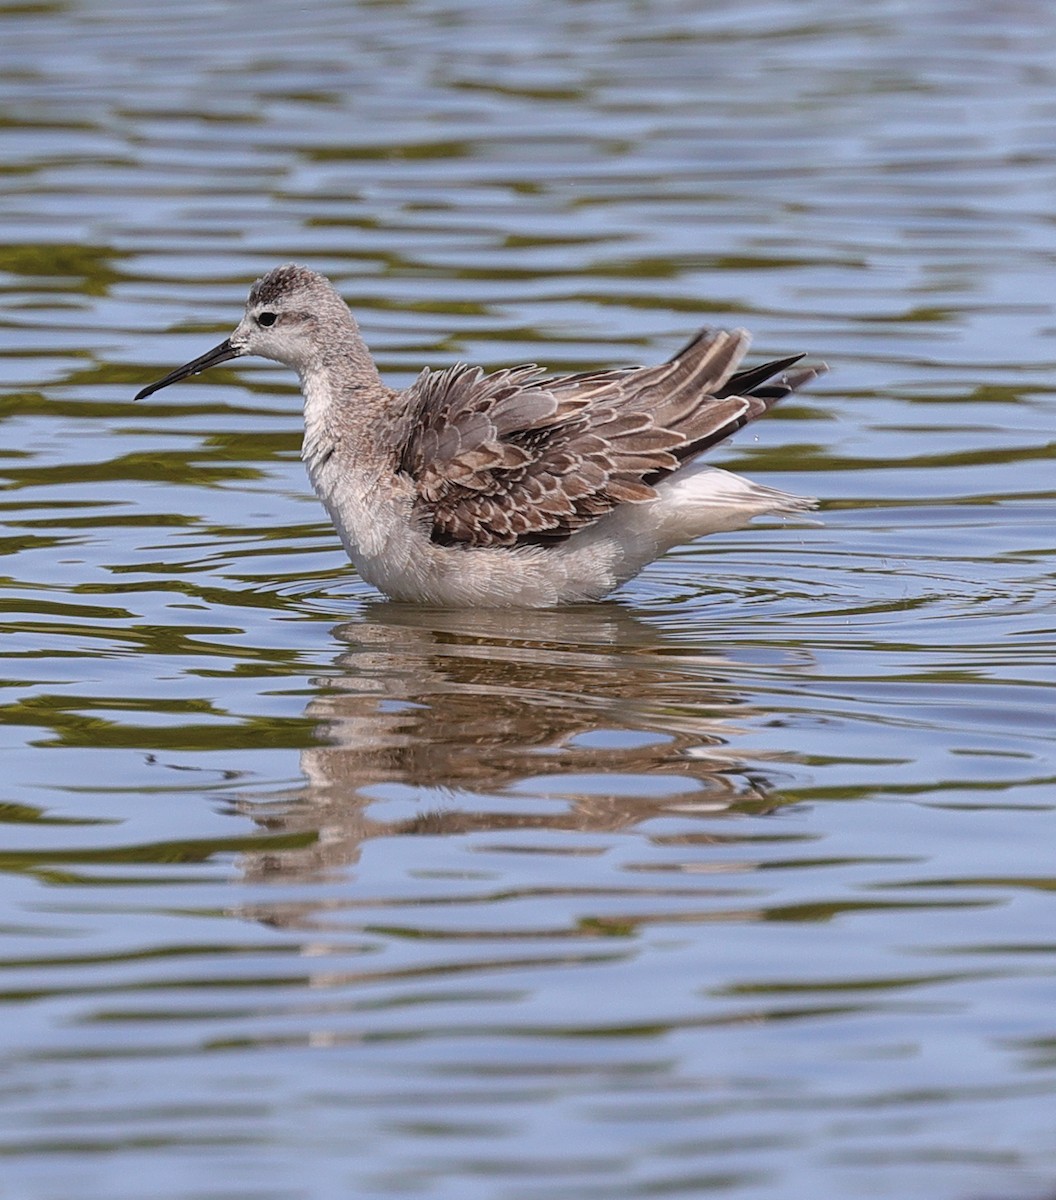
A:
[3, 1, 1056, 1198]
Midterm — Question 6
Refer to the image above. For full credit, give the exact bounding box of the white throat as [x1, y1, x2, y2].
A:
[299, 360, 337, 469]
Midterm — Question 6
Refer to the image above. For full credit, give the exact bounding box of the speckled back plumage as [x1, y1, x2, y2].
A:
[396, 329, 821, 548]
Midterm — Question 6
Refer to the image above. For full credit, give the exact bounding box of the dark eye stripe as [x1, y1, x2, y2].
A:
[257, 312, 277, 327]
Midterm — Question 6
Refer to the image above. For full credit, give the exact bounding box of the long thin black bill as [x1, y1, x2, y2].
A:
[134, 338, 241, 401]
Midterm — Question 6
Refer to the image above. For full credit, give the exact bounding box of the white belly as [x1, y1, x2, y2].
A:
[307, 414, 810, 608]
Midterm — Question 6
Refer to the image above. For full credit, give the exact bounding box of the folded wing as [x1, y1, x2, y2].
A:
[397, 329, 822, 548]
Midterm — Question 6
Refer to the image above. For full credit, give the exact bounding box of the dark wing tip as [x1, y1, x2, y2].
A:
[719, 354, 827, 409]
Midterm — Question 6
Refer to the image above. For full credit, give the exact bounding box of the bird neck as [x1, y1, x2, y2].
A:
[298, 335, 394, 474]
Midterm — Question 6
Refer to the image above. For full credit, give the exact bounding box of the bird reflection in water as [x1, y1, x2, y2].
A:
[230, 603, 805, 891]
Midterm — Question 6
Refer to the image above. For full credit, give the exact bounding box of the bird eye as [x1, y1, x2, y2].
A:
[257, 311, 277, 327]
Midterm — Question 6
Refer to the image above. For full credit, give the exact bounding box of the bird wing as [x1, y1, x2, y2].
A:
[397, 329, 815, 549]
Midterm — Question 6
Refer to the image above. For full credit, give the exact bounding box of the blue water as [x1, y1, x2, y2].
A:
[1, 1, 1055, 1197]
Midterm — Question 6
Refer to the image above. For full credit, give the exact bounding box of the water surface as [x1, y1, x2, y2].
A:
[2, 2, 1056, 1198]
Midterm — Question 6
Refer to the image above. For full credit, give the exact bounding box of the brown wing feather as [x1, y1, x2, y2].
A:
[397, 329, 823, 549]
